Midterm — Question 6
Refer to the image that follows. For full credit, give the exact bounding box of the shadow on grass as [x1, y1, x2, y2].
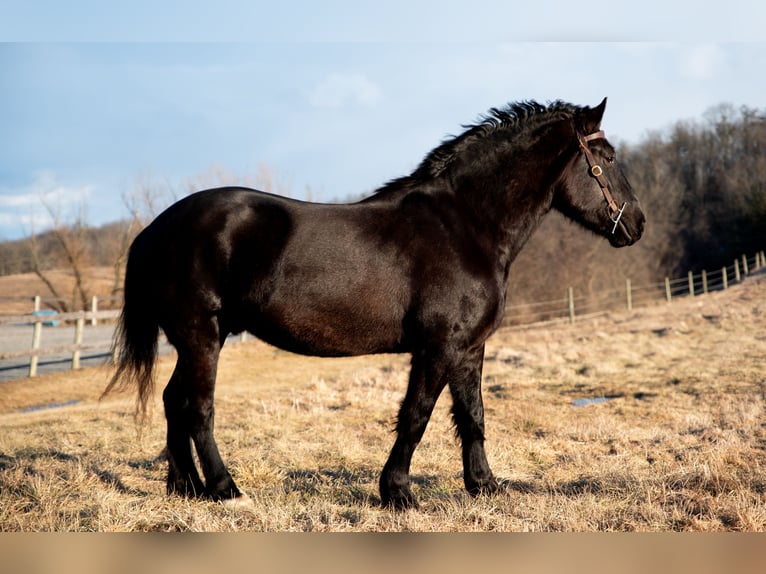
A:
[283, 467, 447, 507]
[281, 468, 617, 507]
[0, 446, 151, 497]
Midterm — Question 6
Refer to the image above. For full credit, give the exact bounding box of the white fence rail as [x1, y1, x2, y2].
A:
[0, 309, 121, 377]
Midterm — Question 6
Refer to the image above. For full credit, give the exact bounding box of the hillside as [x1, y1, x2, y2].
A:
[0, 271, 764, 530]
[0, 266, 120, 314]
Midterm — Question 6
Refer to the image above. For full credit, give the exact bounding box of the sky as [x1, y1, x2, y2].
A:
[2, 1, 766, 240]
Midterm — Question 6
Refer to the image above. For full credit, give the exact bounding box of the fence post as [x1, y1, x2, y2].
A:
[33, 295, 41, 312]
[722, 266, 728, 290]
[665, 277, 671, 302]
[742, 254, 749, 276]
[688, 271, 695, 297]
[568, 287, 575, 324]
[72, 315, 84, 370]
[626, 278, 632, 310]
[735, 259, 741, 282]
[91, 296, 98, 326]
[29, 319, 42, 377]
[702, 270, 708, 294]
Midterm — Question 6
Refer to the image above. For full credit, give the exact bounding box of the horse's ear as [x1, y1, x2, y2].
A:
[577, 97, 607, 134]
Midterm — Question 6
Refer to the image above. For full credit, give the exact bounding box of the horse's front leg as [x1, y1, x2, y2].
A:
[380, 347, 451, 510]
[447, 343, 499, 495]
[380, 343, 495, 509]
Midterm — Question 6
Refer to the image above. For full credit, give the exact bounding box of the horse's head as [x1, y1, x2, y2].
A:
[554, 98, 645, 247]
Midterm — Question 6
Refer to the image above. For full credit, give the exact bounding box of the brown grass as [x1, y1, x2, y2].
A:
[1, 273, 765, 531]
[0, 267, 120, 314]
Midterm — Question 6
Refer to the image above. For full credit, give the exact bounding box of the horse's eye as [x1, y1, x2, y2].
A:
[606, 155, 616, 164]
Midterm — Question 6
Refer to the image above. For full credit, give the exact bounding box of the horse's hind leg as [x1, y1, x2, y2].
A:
[163, 363, 205, 497]
[163, 315, 242, 501]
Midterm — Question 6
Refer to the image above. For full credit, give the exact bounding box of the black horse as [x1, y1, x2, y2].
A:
[106, 98, 645, 509]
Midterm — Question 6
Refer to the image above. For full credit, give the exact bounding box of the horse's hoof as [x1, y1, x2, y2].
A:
[380, 491, 420, 511]
[467, 476, 500, 496]
[221, 492, 255, 510]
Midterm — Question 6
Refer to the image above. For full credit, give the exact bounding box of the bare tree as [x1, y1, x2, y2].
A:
[27, 196, 92, 312]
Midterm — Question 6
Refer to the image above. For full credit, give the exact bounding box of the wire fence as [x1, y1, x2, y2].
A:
[502, 249, 766, 327]
[1, 249, 764, 379]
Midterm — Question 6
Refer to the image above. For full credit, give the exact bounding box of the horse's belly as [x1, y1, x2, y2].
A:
[251, 296, 407, 357]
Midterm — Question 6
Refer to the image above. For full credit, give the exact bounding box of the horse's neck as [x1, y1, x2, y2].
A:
[466, 122, 576, 278]
[457, 156, 567, 281]
[493, 192, 553, 287]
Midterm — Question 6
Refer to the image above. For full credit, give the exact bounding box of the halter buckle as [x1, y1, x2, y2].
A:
[591, 165, 603, 177]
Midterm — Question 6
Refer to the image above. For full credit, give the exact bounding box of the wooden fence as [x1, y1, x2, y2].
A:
[1, 249, 764, 378]
[503, 250, 766, 327]
[0, 307, 121, 377]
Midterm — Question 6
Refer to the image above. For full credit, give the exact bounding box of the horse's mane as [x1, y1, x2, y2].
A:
[375, 100, 581, 194]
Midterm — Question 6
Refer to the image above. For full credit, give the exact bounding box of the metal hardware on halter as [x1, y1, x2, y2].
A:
[577, 130, 623, 234]
[610, 201, 627, 234]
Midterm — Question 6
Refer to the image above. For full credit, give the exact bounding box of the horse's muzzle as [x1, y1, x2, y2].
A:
[609, 207, 645, 247]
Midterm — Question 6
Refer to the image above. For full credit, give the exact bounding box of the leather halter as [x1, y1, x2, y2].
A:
[577, 130, 626, 234]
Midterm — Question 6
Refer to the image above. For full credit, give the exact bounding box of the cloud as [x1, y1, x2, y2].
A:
[0, 172, 94, 236]
[0, 172, 92, 206]
[0, 211, 51, 232]
[678, 44, 725, 80]
[307, 73, 383, 109]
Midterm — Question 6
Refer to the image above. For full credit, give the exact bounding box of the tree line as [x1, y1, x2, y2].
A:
[2, 104, 765, 312]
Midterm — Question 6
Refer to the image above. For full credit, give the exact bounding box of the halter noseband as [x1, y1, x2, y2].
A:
[577, 130, 626, 234]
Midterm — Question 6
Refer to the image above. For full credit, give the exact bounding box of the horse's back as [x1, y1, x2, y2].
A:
[129, 187, 412, 354]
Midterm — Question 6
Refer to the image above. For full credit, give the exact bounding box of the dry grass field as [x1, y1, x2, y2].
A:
[0, 267, 120, 313]
[0, 271, 764, 531]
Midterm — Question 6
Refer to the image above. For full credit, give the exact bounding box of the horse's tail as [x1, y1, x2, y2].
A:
[102, 240, 159, 424]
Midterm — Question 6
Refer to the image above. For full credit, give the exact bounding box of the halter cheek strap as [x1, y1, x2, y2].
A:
[577, 130, 626, 234]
